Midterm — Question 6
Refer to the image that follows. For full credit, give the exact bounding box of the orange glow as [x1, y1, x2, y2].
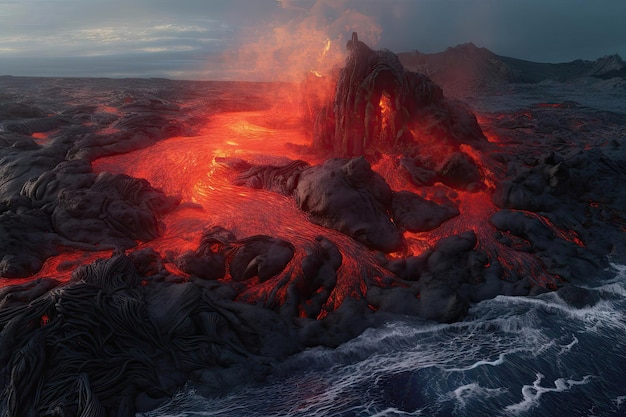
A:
[517, 210, 585, 248]
[163, 262, 191, 278]
[1, 79, 568, 307]
[378, 92, 393, 134]
[474, 115, 506, 144]
[0, 249, 114, 286]
[31, 130, 58, 145]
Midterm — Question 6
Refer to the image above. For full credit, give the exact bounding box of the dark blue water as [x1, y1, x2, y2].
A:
[140, 264, 626, 417]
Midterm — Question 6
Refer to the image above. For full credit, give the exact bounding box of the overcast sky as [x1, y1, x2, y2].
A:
[1, 0, 625, 80]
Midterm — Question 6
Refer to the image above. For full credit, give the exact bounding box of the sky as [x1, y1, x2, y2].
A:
[0, 0, 625, 80]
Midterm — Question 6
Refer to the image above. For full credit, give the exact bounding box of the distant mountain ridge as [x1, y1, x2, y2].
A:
[398, 43, 625, 95]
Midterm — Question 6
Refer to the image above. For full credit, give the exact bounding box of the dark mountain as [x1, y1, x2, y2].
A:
[398, 43, 625, 95]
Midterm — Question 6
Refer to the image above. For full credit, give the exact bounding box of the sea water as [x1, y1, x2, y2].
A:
[140, 264, 626, 417]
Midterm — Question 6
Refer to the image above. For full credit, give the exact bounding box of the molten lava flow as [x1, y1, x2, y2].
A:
[376, 91, 394, 145]
[4, 39, 574, 315]
[3, 249, 114, 286]
[91, 91, 397, 317]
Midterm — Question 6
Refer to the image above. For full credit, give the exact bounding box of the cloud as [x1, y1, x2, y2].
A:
[1, 0, 625, 79]
[0, 19, 230, 55]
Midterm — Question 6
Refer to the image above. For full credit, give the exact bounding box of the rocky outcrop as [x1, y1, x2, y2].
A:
[312, 33, 486, 157]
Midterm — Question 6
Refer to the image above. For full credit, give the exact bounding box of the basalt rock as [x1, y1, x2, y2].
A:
[294, 157, 402, 252]
[233, 160, 310, 195]
[0, 254, 303, 416]
[230, 156, 404, 253]
[372, 231, 481, 323]
[0, 198, 58, 278]
[52, 172, 179, 248]
[228, 235, 295, 283]
[67, 113, 188, 161]
[391, 190, 459, 232]
[312, 32, 486, 157]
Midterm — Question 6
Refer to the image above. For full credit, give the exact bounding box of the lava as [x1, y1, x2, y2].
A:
[1, 37, 587, 311]
[14, 36, 571, 303]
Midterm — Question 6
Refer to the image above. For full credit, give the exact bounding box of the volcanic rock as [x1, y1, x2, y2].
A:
[437, 151, 483, 190]
[174, 226, 237, 280]
[294, 157, 402, 252]
[0, 253, 303, 416]
[391, 190, 459, 232]
[52, 172, 179, 248]
[0, 203, 57, 278]
[280, 236, 342, 318]
[228, 235, 295, 282]
[233, 160, 310, 195]
[312, 32, 486, 157]
[372, 231, 484, 322]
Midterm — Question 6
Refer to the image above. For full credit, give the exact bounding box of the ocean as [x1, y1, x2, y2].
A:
[141, 264, 626, 417]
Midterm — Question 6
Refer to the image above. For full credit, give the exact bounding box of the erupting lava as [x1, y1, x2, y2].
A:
[84, 33, 571, 319]
[2, 33, 576, 318]
[3, 32, 598, 321]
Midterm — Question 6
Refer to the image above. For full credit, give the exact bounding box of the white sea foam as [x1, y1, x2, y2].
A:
[614, 395, 626, 408]
[504, 373, 593, 415]
[450, 383, 507, 410]
[558, 335, 579, 355]
[492, 289, 626, 334]
[592, 263, 626, 297]
[445, 352, 507, 372]
[367, 407, 425, 417]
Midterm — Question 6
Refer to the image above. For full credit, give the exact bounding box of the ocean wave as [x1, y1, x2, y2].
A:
[504, 373, 593, 416]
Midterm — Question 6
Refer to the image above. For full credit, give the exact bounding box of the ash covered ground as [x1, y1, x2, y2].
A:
[0, 40, 625, 415]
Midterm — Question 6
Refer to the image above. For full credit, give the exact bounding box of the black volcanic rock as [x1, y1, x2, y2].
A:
[0, 116, 69, 136]
[0, 253, 304, 416]
[294, 157, 403, 252]
[399, 156, 438, 186]
[372, 231, 481, 322]
[229, 236, 295, 282]
[175, 226, 237, 280]
[391, 190, 459, 232]
[0, 206, 57, 278]
[175, 250, 227, 281]
[229, 156, 404, 253]
[52, 173, 179, 248]
[67, 112, 188, 161]
[312, 33, 486, 157]
[0, 136, 67, 202]
[490, 209, 601, 282]
[282, 236, 342, 318]
[21, 159, 96, 209]
[437, 151, 483, 190]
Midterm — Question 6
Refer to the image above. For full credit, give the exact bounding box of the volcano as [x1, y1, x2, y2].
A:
[0, 36, 625, 416]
